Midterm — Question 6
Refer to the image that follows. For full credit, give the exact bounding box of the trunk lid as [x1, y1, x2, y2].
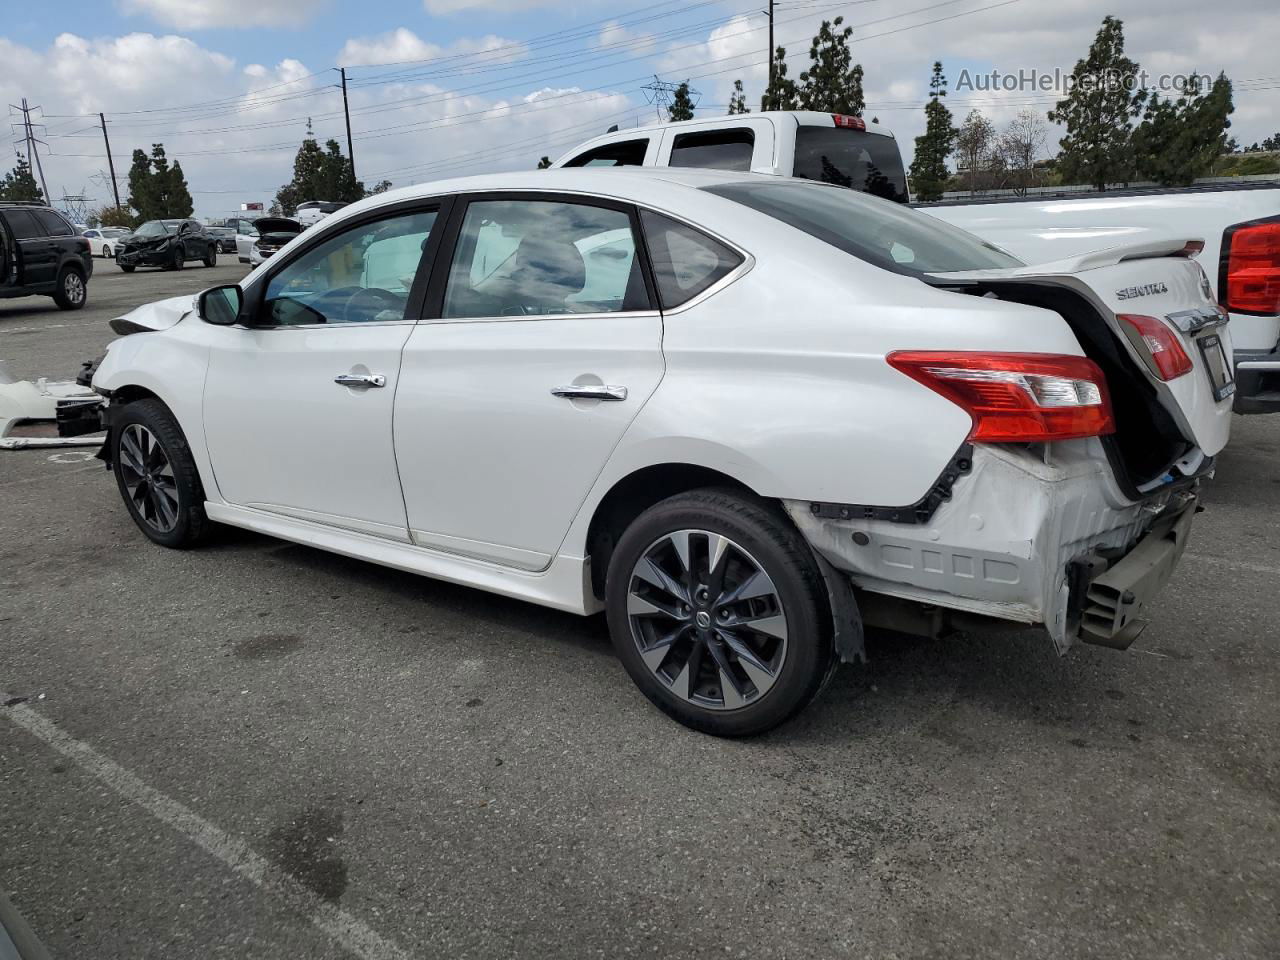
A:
[929, 238, 1233, 459]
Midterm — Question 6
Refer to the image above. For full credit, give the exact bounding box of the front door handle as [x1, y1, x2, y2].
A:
[334, 373, 387, 388]
[550, 384, 628, 401]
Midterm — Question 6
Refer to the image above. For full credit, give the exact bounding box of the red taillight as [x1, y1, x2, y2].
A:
[1222, 219, 1280, 314]
[886, 351, 1115, 443]
[1117, 314, 1193, 381]
[831, 114, 866, 131]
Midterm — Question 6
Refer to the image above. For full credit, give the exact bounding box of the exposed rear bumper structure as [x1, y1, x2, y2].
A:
[1233, 351, 1280, 414]
[784, 442, 1204, 655]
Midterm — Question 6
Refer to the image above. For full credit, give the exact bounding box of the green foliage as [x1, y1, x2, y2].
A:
[728, 79, 749, 115]
[1048, 16, 1141, 190]
[0, 157, 43, 202]
[797, 18, 864, 115]
[94, 205, 135, 228]
[1132, 72, 1234, 186]
[536, 156, 552, 169]
[367, 179, 395, 194]
[126, 144, 192, 221]
[275, 126, 364, 215]
[1263, 132, 1280, 151]
[1214, 153, 1280, 177]
[761, 47, 799, 110]
[909, 62, 956, 201]
[953, 109, 996, 193]
[668, 82, 695, 122]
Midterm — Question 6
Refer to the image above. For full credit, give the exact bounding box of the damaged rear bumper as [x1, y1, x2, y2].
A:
[785, 441, 1203, 654]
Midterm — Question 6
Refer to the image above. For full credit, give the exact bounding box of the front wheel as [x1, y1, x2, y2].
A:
[111, 399, 210, 548]
[52, 267, 87, 310]
[168, 246, 184, 270]
[605, 489, 835, 737]
[204, 244, 217, 267]
[120, 264, 135, 273]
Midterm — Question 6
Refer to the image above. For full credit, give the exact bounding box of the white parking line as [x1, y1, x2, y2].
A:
[2, 702, 412, 960]
[1186, 553, 1280, 577]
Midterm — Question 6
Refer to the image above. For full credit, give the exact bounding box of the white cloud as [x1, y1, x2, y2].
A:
[119, 0, 329, 29]
[338, 28, 525, 69]
[422, 0, 560, 15]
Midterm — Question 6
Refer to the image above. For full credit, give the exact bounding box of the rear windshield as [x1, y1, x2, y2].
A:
[792, 127, 909, 204]
[704, 180, 1022, 277]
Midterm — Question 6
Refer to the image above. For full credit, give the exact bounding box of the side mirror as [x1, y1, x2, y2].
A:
[198, 284, 243, 326]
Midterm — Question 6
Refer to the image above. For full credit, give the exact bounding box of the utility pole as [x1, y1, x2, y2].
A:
[767, 0, 775, 102]
[12, 98, 50, 200]
[100, 112, 121, 209]
[339, 67, 356, 182]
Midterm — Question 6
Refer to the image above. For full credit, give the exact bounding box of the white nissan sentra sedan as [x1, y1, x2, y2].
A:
[90, 168, 1234, 736]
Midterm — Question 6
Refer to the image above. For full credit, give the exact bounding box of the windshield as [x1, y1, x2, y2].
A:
[101, 228, 127, 237]
[792, 127, 909, 203]
[704, 180, 1022, 277]
[134, 220, 180, 239]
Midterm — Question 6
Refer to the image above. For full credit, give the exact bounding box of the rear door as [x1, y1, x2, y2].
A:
[3, 210, 56, 287]
[394, 192, 664, 571]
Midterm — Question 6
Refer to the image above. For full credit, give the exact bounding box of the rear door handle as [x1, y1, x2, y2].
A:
[334, 373, 386, 388]
[550, 384, 628, 401]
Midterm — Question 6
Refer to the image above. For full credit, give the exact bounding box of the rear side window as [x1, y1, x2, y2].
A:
[563, 139, 648, 167]
[792, 127, 909, 203]
[640, 211, 744, 309]
[34, 210, 74, 236]
[4, 210, 44, 239]
[669, 129, 755, 172]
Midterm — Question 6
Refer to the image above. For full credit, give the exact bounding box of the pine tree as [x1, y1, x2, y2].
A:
[728, 80, 749, 115]
[166, 160, 194, 218]
[275, 125, 327, 215]
[0, 157, 44, 202]
[909, 62, 956, 201]
[127, 148, 158, 220]
[1048, 16, 1141, 190]
[761, 47, 798, 110]
[367, 179, 394, 194]
[536, 156, 552, 169]
[797, 18, 864, 115]
[1132, 72, 1234, 186]
[668, 82, 695, 122]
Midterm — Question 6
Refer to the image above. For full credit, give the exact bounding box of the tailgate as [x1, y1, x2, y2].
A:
[931, 240, 1234, 457]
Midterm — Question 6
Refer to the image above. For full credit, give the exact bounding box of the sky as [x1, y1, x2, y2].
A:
[2, 0, 1277, 219]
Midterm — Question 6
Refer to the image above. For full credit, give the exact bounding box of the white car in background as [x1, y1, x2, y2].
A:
[82, 227, 129, 258]
[295, 200, 346, 227]
[90, 169, 1232, 735]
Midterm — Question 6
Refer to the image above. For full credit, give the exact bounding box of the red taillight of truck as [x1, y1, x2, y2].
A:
[1221, 218, 1280, 315]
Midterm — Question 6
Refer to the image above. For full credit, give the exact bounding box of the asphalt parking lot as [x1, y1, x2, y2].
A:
[2, 261, 1278, 959]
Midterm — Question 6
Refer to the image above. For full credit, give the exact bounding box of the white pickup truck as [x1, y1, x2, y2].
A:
[552, 112, 1280, 412]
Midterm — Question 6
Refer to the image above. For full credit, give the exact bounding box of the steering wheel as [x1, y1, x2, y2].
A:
[340, 287, 405, 324]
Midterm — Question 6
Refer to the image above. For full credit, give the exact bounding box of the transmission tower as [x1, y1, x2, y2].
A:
[8, 98, 50, 200]
[641, 76, 701, 120]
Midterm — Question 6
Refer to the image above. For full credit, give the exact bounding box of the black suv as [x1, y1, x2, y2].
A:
[116, 219, 217, 272]
[0, 202, 93, 310]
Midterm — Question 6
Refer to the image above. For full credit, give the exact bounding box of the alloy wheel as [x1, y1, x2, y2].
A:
[64, 271, 85, 305]
[626, 529, 788, 710]
[118, 424, 180, 533]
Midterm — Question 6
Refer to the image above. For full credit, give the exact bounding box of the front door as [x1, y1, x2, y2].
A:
[203, 203, 443, 541]
[395, 194, 665, 570]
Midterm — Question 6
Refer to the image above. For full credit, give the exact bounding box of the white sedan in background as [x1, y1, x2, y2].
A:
[82, 227, 129, 258]
[90, 169, 1232, 735]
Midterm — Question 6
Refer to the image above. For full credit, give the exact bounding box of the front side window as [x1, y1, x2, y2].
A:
[640, 211, 744, 309]
[261, 209, 438, 326]
[563, 140, 649, 168]
[704, 180, 1021, 277]
[669, 129, 755, 172]
[442, 199, 648, 318]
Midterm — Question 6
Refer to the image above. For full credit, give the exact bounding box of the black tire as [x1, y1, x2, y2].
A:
[605, 488, 835, 737]
[52, 265, 87, 310]
[111, 398, 210, 549]
[120, 264, 135, 273]
[204, 244, 217, 268]
[168, 245, 184, 271]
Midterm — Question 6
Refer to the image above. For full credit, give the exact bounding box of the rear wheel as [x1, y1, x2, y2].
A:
[111, 399, 209, 548]
[52, 266, 87, 310]
[605, 489, 835, 736]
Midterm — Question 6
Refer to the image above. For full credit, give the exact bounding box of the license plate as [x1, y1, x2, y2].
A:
[1196, 333, 1236, 401]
